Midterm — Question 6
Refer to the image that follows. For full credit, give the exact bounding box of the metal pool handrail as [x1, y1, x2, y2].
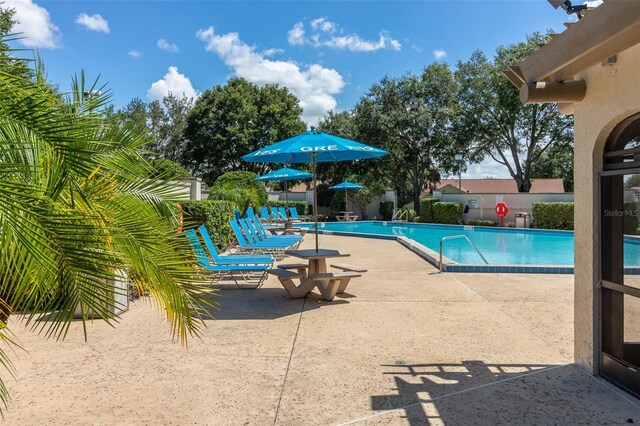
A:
[392, 209, 408, 222]
[439, 235, 489, 272]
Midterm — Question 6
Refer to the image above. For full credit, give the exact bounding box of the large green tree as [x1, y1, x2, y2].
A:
[455, 33, 574, 192]
[530, 141, 574, 192]
[355, 63, 463, 211]
[182, 78, 307, 185]
[0, 47, 212, 408]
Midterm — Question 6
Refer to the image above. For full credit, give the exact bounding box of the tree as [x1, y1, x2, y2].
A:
[0, 47, 212, 408]
[355, 63, 463, 212]
[147, 95, 193, 162]
[456, 33, 574, 192]
[625, 174, 640, 189]
[115, 95, 193, 163]
[181, 78, 307, 185]
[209, 171, 268, 214]
[530, 141, 574, 192]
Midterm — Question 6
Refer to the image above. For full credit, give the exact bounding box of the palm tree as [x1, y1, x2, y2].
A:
[0, 48, 214, 408]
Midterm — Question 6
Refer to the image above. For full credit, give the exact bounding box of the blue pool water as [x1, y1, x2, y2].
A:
[309, 221, 640, 266]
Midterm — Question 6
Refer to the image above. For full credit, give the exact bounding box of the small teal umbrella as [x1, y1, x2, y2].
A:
[329, 181, 365, 212]
[242, 128, 388, 251]
[255, 167, 312, 206]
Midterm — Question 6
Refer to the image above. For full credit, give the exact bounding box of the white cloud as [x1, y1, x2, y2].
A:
[287, 22, 305, 46]
[197, 26, 345, 126]
[263, 48, 284, 57]
[75, 13, 109, 33]
[4, 0, 61, 48]
[411, 44, 422, 53]
[128, 50, 143, 58]
[433, 49, 447, 60]
[310, 17, 336, 33]
[147, 66, 198, 101]
[287, 18, 401, 52]
[465, 152, 514, 178]
[157, 38, 179, 53]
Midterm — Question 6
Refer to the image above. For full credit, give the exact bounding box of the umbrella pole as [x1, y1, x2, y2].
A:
[345, 188, 348, 212]
[284, 180, 288, 207]
[312, 153, 319, 252]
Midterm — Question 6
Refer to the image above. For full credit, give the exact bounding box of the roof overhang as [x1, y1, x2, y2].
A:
[504, 0, 640, 106]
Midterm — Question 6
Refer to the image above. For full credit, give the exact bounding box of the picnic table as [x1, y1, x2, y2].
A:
[337, 211, 358, 221]
[278, 249, 358, 300]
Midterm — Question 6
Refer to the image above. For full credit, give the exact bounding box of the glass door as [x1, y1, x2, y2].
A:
[601, 114, 640, 395]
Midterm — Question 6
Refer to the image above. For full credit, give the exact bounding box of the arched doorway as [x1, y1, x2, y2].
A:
[601, 113, 640, 395]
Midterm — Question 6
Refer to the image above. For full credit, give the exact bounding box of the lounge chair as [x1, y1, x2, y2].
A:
[229, 220, 291, 259]
[242, 218, 302, 247]
[238, 218, 295, 247]
[270, 206, 286, 222]
[246, 209, 307, 237]
[259, 206, 271, 222]
[289, 207, 310, 222]
[197, 225, 274, 265]
[277, 207, 290, 221]
[185, 229, 269, 288]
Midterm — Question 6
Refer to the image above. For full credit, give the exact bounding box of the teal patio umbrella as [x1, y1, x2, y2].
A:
[255, 167, 312, 207]
[242, 128, 388, 251]
[329, 181, 365, 213]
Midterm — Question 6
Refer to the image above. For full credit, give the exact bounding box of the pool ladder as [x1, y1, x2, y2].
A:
[392, 210, 408, 222]
[439, 235, 489, 272]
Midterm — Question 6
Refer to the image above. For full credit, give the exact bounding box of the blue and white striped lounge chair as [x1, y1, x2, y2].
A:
[185, 229, 269, 288]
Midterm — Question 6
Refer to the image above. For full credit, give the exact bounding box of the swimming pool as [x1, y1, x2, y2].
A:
[306, 221, 640, 273]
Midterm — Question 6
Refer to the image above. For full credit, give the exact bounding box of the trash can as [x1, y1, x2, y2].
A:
[515, 212, 530, 228]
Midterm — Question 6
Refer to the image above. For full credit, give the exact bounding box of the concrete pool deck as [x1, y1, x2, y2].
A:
[4, 234, 640, 425]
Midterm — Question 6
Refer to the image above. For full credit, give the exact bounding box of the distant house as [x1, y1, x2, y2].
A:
[423, 178, 565, 195]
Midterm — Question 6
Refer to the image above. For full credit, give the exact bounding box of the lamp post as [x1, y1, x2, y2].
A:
[454, 154, 464, 193]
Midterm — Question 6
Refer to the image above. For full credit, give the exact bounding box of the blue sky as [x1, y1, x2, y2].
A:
[4, 0, 582, 176]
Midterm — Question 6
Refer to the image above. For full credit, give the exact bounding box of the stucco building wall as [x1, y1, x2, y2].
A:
[573, 42, 640, 372]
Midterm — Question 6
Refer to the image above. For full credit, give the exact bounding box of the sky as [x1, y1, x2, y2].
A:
[3, 0, 594, 177]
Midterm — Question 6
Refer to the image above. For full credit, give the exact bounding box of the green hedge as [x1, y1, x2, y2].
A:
[624, 201, 640, 235]
[418, 198, 439, 223]
[182, 200, 235, 250]
[532, 202, 574, 230]
[466, 220, 497, 227]
[379, 201, 394, 221]
[433, 202, 463, 224]
[266, 200, 309, 215]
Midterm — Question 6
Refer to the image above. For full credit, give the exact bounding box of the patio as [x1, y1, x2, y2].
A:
[5, 234, 640, 425]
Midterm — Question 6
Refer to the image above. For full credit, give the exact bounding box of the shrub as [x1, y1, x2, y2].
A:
[532, 202, 574, 230]
[267, 200, 309, 215]
[418, 198, 439, 223]
[181, 200, 235, 249]
[505, 221, 516, 228]
[379, 201, 394, 220]
[466, 220, 497, 227]
[624, 201, 640, 235]
[397, 208, 417, 222]
[433, 202, 463, 224]
[212, 171, 268, 206]
[149, 158, 191, 179]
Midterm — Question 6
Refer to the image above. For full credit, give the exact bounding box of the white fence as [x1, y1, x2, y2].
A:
[433, 191, 574, 225]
